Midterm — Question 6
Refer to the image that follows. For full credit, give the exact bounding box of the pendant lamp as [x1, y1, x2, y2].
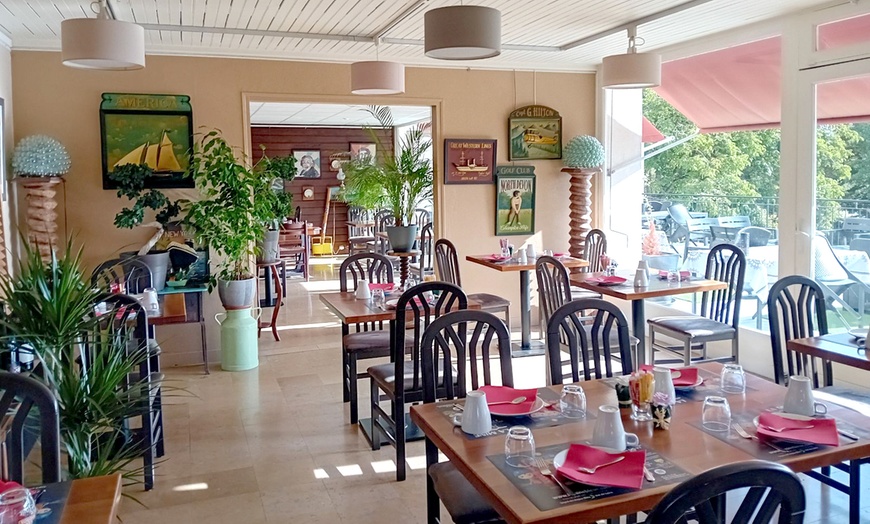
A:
[424, 5, 501, 60]
[351, 61, 405, 95]
[601, 27, 660, 89]
[61, 0, 145, 70]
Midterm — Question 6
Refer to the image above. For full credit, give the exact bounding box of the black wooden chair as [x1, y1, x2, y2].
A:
[0, 372, 61, 484]
[646, 461, 805, 524]
[347, 206, 375, 256]
[434, 238, 510, 331]
[368, 281, 467, 482]
[410, 222, 435, 281]
[649, 243, 746, 365]
[547, 298, 635, 384]
[338, 252, 395, 423]
[584, 228, 608, 273]
[91, 257, 154, 294]
[422, 310, 510, 524]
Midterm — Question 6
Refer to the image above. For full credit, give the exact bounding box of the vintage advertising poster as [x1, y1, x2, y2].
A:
[100, 93, 194, 190]
[508, 105, 562, 161]
[444, 139, 497, 184]
[495, 166, 535, 236]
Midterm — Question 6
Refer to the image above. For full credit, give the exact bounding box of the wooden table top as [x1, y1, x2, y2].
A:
[787, 334, 870, 372]
[410, 363, 870, 524]
[466, 255, 588, 272]
[320, 291, 481, 324]
[60, 474, 122, 524]
[570, 272, 726, 301]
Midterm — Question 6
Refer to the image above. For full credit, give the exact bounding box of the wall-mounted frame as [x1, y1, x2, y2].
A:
[508, 105, 562, 161]
[495, 166, 536, 236]
[100, 93, 194, 190]
[302, 186, 315, 200]
[444, 138, 496, 184]
[349, 142, 376, 162]
[328, 185, 342, 201]
[294, 149, 321, 178]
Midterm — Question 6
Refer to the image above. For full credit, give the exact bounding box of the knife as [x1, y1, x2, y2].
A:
[838, 428, 859, 441]
[642, 466, 655, 482]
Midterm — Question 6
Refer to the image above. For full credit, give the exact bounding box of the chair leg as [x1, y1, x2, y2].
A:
[425, 439, 440, 524]
[370, 378, 381, 451]
[683, 338, 692, 367]
[395, 396, 406, 482]
[348, 353, 359, 424]
[504, 305, 511, 334]
[732, 337, 739, 363]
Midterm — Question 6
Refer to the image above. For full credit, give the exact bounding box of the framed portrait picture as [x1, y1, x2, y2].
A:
[294, 150, 321, 178]
[349, 142, 376, 163]
[508, 105, 562, 161]
[495, 166, 535, 236]
[100, 93, 194, 190]
[444, 139, 496, 184]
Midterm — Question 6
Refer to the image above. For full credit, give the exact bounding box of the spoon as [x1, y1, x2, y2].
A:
[759, 424, 814, 433]
[488, 396, 527, 406]
[577, 456, 626, 474]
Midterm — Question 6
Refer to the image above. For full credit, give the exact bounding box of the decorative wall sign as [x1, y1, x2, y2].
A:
[294, 150, 321, 178]
[495, 166, 535, 236]
[302, 186, 315, 200]
[508, 105, 562, 161]
[100, 93, 194, 190]
[444, 139, 496, 184]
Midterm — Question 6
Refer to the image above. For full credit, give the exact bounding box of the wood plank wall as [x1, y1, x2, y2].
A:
[251, 126, 393, 255]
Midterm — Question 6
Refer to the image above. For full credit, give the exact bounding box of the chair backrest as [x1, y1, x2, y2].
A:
[278, 222, 306, 254]
[849, 237, 870, 258]
[701, 243, 746, 328]
[92, 258, 154, 295]
[417, 223, 435, 277]
[434, 238, 462, 286]
[347, 206, 373, 238]
[647, 200, 664, 212]
[668, 203, 692, 226]
[535, 256, 572, 327]
[813, 234, 852, 282]
[736, 226, 772, 248]
[339, 253, 394, 292]
[843, 216, 870, 232]
[646, 460, 805, 524]
[716, 215, 751, 229]
[421, 310, 512, 403]
[584, 229, 607, 273]
[0, 372, 61, 484]
[766, 275, 831, 387]
[393, 282, 467, 399]
[373, 209, 395, 232]
[547, 298, 634, 383]
[414, 208, 432, 226]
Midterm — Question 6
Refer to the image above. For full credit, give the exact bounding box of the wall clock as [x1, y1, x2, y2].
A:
[302, 186, 315, 200]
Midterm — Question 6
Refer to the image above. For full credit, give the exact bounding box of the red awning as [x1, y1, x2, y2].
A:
[654, 36, 870, 133]
[643, 117, 666, 143]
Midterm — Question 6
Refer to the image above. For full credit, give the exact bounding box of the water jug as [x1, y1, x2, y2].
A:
[216, 307, 260, 371]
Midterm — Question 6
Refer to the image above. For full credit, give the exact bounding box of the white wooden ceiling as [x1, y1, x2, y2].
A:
[0, 0, 834, 71]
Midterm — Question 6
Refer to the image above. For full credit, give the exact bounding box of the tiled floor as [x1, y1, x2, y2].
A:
[118, 260, 870, 524]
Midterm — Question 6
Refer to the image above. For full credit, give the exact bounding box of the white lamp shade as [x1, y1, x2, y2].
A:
[351, 61, 405, 95]
[62, 17, 145, 70]
[424, 6, 501, 60]
[601, 51, 661, 89]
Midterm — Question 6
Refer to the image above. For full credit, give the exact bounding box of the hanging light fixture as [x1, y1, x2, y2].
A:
[424, 5, 501, 60]
[601, 26, 661, 89]
[61, 0, 145, 70]
[351, 43, 405, 95]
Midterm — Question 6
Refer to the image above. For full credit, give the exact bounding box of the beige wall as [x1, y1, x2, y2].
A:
[10, 51, 596, 366]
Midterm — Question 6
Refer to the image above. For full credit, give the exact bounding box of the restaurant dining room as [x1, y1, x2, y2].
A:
[0, 0, 870, 523]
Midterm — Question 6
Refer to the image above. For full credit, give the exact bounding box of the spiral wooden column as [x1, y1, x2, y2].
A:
[561, 167, 597, 261]
[20, 177, 61, 260]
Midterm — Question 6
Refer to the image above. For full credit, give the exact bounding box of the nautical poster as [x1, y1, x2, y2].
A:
[508, 105, 562, 161]
[100, 93, 194, 189]
[444, 139, 497, 184]
[495, 166, 535, 236]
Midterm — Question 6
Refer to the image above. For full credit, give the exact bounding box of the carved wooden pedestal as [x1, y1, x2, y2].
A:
[19, 177, 62, 260]
[561, 167, 598, 261]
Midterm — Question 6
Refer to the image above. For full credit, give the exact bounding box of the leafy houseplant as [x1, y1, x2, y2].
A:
[183, 130, 278, 308]
[0, 240, 156, 484]
[341, 106, 433, 251]
[254, 151, 297, 262]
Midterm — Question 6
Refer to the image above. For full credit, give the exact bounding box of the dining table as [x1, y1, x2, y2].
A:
[787, 333, 870, 373]
[29, 473, 122, 523]
[466, 255, 588, 356]
[570, 272, 726, 366]
[410, 363, 870, 524]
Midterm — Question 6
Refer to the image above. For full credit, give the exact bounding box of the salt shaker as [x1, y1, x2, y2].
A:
[634, 268, 649, 288]
[517, 247, 528, 264]
[355, 279, 371, 299]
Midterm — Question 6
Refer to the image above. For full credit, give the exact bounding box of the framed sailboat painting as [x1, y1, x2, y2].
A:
[100, 93, 195, 189]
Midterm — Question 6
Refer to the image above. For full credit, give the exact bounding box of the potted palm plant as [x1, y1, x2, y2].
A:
[341, 106, 433, 252]
[183, 130, 277, 309]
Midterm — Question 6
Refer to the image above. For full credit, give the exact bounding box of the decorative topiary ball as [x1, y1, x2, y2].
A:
[12, 135, 71, 177]
[563, 135, 605, 168]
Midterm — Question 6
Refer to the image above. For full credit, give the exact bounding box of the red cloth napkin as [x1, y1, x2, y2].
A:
[556, 444, 645, 489]
[0, 480, 23, 493]
[485, 254, 511, 262]
[587, 275, 627, 286]
[553, 252, 566, 257]
[657, 270, 691, 280]
[479, 385, 538, 415]
[368, 282, 395, 292]
[756, 412, 839, 446]
[639, 365, 700, 387]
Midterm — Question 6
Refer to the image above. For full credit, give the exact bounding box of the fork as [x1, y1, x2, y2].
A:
[576, 455, 626, 474]
[732, 423, 756, 440]
[535, 457, 571, 495]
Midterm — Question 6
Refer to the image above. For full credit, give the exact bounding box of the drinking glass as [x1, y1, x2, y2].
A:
[559, 384, 587, 419]
[702, 396, 731, 432]
[629, 373, 653, 421]
[0, 487, 35, 524]
[504, 426, 535, 467]
[371, 288, 386, 310]
[720, 363, 746, 394]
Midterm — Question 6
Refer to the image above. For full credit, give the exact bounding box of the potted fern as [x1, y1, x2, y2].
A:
[341, 106, 433, 251]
